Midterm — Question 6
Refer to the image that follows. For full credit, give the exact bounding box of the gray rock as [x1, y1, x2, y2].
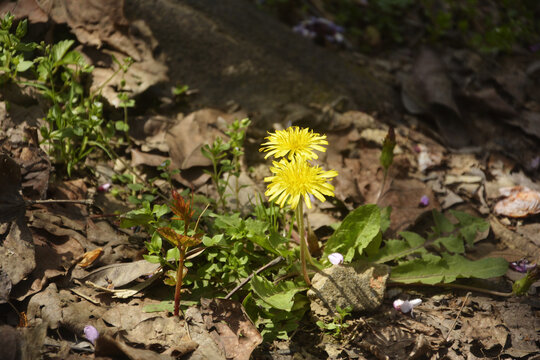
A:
[307, 263, 390, 317]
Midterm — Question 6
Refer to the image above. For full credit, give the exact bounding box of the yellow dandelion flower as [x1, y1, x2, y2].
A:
[259, 126, 328, 160]
[264, 157, 338, 209]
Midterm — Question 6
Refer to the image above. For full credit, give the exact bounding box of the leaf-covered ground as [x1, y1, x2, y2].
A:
[0, 1, 539, 359]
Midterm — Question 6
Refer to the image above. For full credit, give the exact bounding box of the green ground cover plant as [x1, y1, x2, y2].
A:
[0, 12, 133, 176]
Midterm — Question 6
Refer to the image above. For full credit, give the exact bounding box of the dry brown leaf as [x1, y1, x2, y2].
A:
[78, 260, 160, 288]
[95, 335, 174, 360]
[78, 247, 103, 268]
[463, 314, 508, 350]
[200, 298, 262, 360]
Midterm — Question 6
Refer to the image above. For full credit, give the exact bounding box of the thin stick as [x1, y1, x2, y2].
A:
[69, 288, 100, 306]
[26, 199, 94, 206]
[445, 292, 471, 342]
[224, 256, 284, 299]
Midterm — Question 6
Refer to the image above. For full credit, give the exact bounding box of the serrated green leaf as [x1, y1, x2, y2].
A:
[324, 204, 381, 262]
[434, 236, 464, 253]
[152, 203, 170, 219]
[390, 253, 508, 284]
[202, 234, 224, 246]
[371, 231, 427, 263]
[250, 275, 305, 311]
[450, 210, 489, 245]
[52, 39, 74, 63]
[433, 210, 454, 234]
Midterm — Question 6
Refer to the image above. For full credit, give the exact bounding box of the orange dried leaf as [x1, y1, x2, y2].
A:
[78, 247, 103, 268]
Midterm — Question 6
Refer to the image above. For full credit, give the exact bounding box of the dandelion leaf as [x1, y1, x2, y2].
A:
[390, 253, 508, 284]
[323, 204, 381, 262]
[371, 231, 427, 263]
[250, 275, 305, 311]
[451, 210, 489, 245]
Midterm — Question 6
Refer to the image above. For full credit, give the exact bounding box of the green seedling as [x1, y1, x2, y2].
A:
[316, 305, 352, 338]
[201, 118, 251, 210]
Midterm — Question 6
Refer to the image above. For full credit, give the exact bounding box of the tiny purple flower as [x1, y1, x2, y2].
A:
[84, 325, 99, 344]
[419, 195, 429, 207]
[510, 259, 537, 273]
[98, 183, 112, 192]
[328, 252, 344, 265]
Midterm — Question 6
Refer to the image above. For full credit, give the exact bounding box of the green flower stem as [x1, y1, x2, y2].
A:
[376, 168, 389, 204]
[296, 204, 311, 286]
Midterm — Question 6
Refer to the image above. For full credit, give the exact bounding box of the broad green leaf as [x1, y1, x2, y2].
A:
[450, 210, 489, 245]
[166, 247, 180, 261]
[434, 236, 464, 254]
[152, 203, 170, 218]
[324, 204, 381, 262]
[250, 275, 305, 311]
[432, 210, 454, 234]
[150, 231, 162, 251]
[120, 213, 153, 228]
[143, 254, 161, 264]
[52, 39, 74, 63]
[202, 234, 224, 246]
[380, 206, 392, 233]
[363, 232, 382, 257]
[371, 231, 426, 263]
[14, 42, 36, 52]
[16, 60, 33, 72]
[390, 253, 508, 284]
[127, 183, 144, 192]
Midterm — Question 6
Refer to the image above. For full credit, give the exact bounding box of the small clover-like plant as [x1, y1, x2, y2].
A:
[0, 13, 36, 85]
[316, 305, 352, 339]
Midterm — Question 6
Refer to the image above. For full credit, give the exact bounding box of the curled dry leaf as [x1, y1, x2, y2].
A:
[494, 186, 540, 218]
[78, 248, 103, 268]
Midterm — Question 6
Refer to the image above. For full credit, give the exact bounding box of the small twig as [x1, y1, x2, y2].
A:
[69, 288, 100, 306]
[26, 199, 94, 206]
[445, 292, 471, 342]
[224, 256, 284, 299]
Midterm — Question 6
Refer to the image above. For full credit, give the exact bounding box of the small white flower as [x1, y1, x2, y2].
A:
[393, 298, 422, 316]
[328, 252, 344, 265]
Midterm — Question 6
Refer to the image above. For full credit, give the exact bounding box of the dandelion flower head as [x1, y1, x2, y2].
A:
[264, 157, 338, 209]
[259, 126, 328, 160]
